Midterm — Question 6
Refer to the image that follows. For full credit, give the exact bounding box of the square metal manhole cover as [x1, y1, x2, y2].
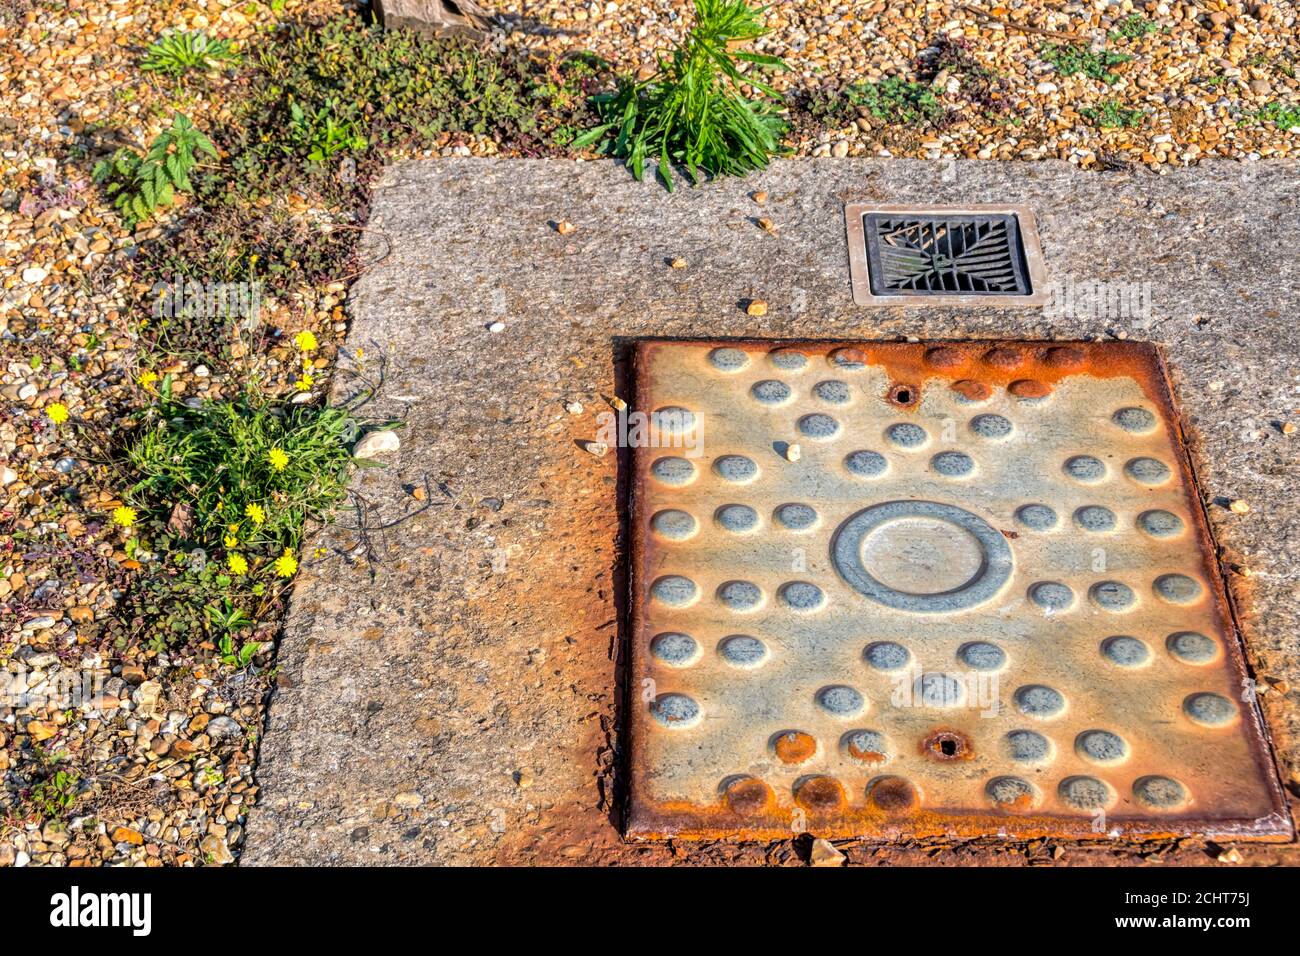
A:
[625, 339, 1290, 842]
[845, 204, 1050, 308]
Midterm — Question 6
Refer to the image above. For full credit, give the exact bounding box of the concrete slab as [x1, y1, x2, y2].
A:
[243, 158, 1299, 866]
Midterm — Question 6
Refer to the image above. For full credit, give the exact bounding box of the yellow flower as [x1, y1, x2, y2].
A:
[111, 505, 137, 528]
[268, 448, 289, 472]
[294, 330, 318, 353]
[46, 402, 69, 425]
[138, 370, 158, 388]
[274, 548, 298, 578]
[294, 374, 314, 392]
[244, 503, 265, 526]
[224, 535, 239, 548]
[227, 523, 239, 534]
[227, 553, 248, 575]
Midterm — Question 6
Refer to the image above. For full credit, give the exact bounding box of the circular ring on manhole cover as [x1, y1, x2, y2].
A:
[830, 500, 1014, 613]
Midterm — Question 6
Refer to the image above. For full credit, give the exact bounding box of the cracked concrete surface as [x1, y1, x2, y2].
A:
[243, 158, 1298, 866]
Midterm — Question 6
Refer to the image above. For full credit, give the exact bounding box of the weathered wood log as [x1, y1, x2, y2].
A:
[373, 0, 494, 38]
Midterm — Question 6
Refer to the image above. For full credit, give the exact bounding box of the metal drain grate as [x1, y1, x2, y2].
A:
[626, 339, 1289, 843]
[845, 204, 1050, 307]
[866, 214, 1030, 295]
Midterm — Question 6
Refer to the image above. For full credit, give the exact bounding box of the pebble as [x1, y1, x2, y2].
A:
[809, 838, 846, 867]
[206, 716, 242, 743]
[487, 320, 506, 333]
[353, 430, 401, 458]
[1229, 499, 1251, 514]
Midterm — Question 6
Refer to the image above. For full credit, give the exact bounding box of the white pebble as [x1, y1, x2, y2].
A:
[353, 430, 401, 458]
[487, 321, 506, 333]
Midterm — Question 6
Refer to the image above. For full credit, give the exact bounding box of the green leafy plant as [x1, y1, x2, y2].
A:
[206, 599, 254, 634]
[141, 31, 241, 76]
[287, 100, 369, 163]
[28, 769, 79, 821]
[128, 22, 606, 320]
[92, 113, 217, 225]
[574, 0, 789, 190]
[1108, 13, 1159, 41]
[802, 76, 948, 130]
[1041, 43, 1131, 84]
[217, 632, 264, 669]
[124, 386, 364, 558]
[846, 77, 945, 124]
[1254, 101, 1300, 130]
[1080, 99, 1145, 129]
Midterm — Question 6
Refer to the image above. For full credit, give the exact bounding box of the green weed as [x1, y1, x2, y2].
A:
[1041, 43, 1131, 84]
[573, 0, 789, 190]
[287, 100, 369, 163]
[1080, 99, 1145, 129]
[92, 113, 217, 225]
[124, 385, 364, 559]
[1255, 101, 1300, 130]
[1108, 13, 1160, 41]
[846, 77, 945, 124]
[141, 31, 241, 76]
[127, 21, 605, 319]
[27, 767, 79, 822]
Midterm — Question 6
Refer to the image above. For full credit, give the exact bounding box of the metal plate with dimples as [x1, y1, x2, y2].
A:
[625, 338, 1290, 843]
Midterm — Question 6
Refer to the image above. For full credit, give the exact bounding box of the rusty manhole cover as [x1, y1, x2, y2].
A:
[625, 339, 1290, 843]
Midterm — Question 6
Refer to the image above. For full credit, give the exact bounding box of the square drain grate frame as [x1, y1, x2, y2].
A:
[845, 204, 1050, 307]
[625, 339, 1290, 843]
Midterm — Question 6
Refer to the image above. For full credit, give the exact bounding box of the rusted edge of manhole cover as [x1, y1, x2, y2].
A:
[624, 338, 1291, 844]
[845, 204, 1051, 308]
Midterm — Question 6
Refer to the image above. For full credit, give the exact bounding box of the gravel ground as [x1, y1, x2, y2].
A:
[1, 0, 1296, 866]
[504, 0, 1300, 165]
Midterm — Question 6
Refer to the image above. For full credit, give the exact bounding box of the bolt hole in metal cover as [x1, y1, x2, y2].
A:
[626, 339, 1290, 843]
[845, 204, 1051, 308]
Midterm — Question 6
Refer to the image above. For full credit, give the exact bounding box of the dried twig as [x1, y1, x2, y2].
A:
[957, 4, 1086, 41]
